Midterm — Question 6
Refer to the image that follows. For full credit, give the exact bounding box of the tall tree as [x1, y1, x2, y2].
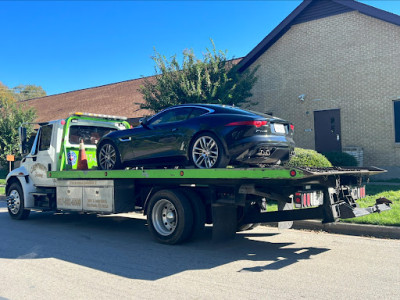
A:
[139, 40, 258, 113]
[0, 82, 16, 106]
[0, 97, 36, 166]
[13, 84, 47, 101]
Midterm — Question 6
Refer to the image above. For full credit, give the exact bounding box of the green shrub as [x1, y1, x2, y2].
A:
[285, 148, 332, 168]
[323, 151, 358, 167]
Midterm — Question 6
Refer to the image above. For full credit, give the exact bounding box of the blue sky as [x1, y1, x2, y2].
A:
[1, 0, 399, 96]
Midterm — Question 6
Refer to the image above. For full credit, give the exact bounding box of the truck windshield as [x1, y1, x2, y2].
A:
[69, 126, 116, 146]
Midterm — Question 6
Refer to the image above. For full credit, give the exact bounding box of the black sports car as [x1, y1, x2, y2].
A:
[96, 104, 295, 169]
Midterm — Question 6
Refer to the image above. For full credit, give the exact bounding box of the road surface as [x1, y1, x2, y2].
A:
[0, 201, 398, 299]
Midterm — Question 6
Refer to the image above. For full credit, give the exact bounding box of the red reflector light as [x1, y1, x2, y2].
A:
[290, 170, 297, 177]
[360, 186, 366, 198]
[295, 197, 301, 204]
[225, 120, 268, 128]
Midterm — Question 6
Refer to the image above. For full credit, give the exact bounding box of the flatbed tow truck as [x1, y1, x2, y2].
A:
[5, 113, 391, 244]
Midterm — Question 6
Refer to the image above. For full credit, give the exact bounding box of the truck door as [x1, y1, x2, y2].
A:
[23, 124, 56, 187]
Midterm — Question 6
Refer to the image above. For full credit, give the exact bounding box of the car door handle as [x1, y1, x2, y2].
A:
[119, 137, 132, 142]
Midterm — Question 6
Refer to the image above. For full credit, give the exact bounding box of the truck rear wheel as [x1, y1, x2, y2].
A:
[182, 189, 206, 240]
[7, 182, 30, 220]
[147, 190, 194, 244]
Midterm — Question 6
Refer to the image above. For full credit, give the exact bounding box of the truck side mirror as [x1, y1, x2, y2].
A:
[19, 127, 28, 155]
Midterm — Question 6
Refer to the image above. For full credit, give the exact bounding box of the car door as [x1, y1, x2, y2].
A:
[119, 107, 193, 163]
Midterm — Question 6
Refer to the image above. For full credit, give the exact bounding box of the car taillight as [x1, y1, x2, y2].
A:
[351, 186, 366, 199]
[294, 191, 323, 208]
[290, 124, 294, 131]
[225, 120, 268, 128]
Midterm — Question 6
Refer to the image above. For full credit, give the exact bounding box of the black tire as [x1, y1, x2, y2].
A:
[236, 205, 260, 232]
[189, 133, 229, 169]
[237, 223, 260, 232]
[147, 190, 194, 245]
[182, 189, 206, 240]
[7, 182, 30, 220]
[97, 141, 122, 170]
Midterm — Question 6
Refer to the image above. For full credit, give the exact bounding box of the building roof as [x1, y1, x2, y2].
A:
[25, 58, 243, 123]
[237, 0, 400, 72]
[22, 77, 153, 123]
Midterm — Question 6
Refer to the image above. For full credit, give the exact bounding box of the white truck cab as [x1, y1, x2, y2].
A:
[6, 113, 130, 219]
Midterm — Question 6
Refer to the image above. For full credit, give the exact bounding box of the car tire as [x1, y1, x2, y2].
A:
[182, 189, 206, 240]
[189, 133, 229, 169]
[147, 190, 194, 244]
[7, 182, 31, 220]
[97, 141, 122, 170]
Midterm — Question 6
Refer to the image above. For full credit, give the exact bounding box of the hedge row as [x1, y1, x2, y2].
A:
[285, 148, 358, 168]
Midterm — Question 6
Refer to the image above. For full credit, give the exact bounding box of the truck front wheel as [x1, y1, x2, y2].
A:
[7, 182, 30, 220]
[147, 190, 194, 244]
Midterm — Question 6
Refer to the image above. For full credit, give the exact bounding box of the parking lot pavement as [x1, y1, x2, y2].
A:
[0, 202, 399, 300]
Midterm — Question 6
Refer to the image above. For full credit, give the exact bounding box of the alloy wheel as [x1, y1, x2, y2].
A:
[192, 136, 219, 168]
[99, 143, 117, 170]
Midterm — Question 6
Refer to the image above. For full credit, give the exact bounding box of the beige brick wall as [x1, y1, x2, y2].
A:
[246, 11, 400, 166]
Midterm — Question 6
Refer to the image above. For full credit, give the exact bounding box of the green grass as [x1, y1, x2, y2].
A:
[0, 169, 7, 195]
[341, 185, 400, 227]
[0, 179, 5, 195]
[266, 184, 399, 227]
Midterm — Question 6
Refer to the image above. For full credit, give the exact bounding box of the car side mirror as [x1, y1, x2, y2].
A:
[140, 117, 149, 128]
[19, 127, 29, 155]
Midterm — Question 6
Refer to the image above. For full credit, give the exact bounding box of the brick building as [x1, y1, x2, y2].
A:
[238, 0, 400, 175]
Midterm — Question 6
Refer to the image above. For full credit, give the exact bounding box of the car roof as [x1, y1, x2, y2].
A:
[169, 103, 268, 117]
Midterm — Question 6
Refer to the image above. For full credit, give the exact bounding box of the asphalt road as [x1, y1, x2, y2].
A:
[0, 201, 399, 300]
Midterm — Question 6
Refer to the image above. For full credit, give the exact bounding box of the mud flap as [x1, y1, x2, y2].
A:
[278, 200, 294, 229]
[212, 204, 237, 241]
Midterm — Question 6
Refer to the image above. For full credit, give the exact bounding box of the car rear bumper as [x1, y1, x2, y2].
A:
[233, 145, 294, 165]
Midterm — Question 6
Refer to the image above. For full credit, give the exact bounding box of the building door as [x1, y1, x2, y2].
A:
[314, 109, 341, 152]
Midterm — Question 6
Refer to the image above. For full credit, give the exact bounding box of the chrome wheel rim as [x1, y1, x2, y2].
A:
[9, 189, 21, 215]
[192, 136, 219, 168]
[99, 143, 117, 170]
[152, 199, 177, 236]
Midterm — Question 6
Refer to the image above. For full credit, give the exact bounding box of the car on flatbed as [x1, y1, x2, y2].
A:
[96, 104, 295, 170]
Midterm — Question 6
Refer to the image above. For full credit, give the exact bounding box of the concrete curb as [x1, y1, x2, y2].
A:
[275, 220, 400, 240]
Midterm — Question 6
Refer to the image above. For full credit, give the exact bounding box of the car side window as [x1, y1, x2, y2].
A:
[188, 108, 209, 119]
[150, 108, 192, 125]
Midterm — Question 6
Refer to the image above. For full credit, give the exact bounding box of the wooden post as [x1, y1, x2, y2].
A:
[6, 155, 15, 173]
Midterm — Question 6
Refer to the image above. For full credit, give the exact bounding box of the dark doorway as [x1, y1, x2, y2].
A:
[314, 109, 341, 152]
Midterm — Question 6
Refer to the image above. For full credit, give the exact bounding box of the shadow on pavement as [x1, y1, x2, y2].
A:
[0, 203, 329, 280]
